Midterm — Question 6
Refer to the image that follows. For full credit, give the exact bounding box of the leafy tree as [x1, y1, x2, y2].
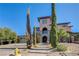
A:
[9, 32, 17, 42]
[0, 28, 3, 39]
[0, 28, 4, 44]
[58, 29, 70, 42]
[3, 27, 11, 41]
[0, 27, 17, 44]
[75, 33, 79, 41]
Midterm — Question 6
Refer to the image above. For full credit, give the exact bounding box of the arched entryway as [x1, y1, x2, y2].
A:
[42, 36, 47, 43]
[42, 27, 48, 34]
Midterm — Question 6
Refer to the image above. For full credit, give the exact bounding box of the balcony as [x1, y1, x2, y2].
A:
[42, 30, 48, 34]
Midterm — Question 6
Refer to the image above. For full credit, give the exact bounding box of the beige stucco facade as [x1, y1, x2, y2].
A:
[38, 16, 72, 43]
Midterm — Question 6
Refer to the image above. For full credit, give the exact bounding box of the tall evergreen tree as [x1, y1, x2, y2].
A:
[26, 8, 32, 48]
[33, 26, 36, 45]
[50, 3, 58, 48]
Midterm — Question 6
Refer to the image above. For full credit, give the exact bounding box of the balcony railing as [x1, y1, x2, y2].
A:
[42, 31, 48, 34]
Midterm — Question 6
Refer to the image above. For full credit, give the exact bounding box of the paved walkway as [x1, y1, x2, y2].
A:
[0, 43, 79, 56]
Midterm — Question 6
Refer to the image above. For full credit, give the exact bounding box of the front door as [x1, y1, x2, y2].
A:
[42, 36, 47, 43]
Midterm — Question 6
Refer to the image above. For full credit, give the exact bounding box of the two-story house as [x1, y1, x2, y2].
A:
[37, 16, 72, 43]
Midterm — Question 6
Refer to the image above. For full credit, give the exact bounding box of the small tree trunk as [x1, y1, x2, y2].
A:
[1, 40, 3, 45]
[9, 40, 11, 44]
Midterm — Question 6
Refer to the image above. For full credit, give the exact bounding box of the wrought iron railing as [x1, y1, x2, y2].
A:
[42, 31, 48, 34]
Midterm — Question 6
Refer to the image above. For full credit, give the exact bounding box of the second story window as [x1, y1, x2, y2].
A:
[42, 19, 47, 24]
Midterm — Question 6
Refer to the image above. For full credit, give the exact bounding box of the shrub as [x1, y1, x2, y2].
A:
[56, 44, 67, 51]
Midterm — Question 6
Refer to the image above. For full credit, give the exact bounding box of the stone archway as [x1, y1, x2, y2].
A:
[42, 36, 47, 43]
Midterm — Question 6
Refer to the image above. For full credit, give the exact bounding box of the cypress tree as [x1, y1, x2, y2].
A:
[50, 3, 58, 48]
[33, 26, 36, 45]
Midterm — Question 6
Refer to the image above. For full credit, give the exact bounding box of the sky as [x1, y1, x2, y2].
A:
[0, 3, 79, 35]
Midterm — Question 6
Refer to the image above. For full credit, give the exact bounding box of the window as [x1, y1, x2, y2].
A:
[42, 19, 47, 24]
